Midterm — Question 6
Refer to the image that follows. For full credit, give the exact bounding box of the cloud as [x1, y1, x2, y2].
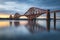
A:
[0, 0, 60, 14]
[0, 1, 34, 14]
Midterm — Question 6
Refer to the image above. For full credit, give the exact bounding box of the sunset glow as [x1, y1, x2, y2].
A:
[0, 14, 10, 18]
[20, 16, 28, 19]
[37, 16, 46, 18]
[0, 21, 10, 27]
[0, 14, 46, 18]
[19, 21, 28, 25]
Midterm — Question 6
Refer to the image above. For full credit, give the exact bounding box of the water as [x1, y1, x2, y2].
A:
[0, 20, 60, 40]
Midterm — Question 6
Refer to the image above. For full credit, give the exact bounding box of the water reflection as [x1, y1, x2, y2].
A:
[0, 20, 10, 28]
[54, 20, 56, 30]
[46, 19, 57, 31]
[1, 19, 60, 39]
[25, 20, 51, 33]
[46, 20, 50, 32]
[10, 22, 12, 26]
[0, 20, 59, 32]
[9, 20, 28, 27]
[14, 21, 20, 27]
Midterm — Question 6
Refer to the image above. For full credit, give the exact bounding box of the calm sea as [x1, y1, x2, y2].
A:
[0, 20, 60, 40]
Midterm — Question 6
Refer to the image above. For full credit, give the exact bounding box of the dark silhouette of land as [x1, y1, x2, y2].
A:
[0, 18, 60, 20]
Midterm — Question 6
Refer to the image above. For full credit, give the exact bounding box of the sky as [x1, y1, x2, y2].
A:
[0, 0, 60, 15]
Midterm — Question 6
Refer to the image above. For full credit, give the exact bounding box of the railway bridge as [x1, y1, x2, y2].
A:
[10, 7, 60, 20]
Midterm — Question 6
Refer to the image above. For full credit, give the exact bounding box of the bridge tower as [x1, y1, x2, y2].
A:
[14, 13, 20, 20]
[54, 11, 56, 20]
[46, 9, 50, 20]
[54, 11, 56, 30]
[9, 15, 13, 20]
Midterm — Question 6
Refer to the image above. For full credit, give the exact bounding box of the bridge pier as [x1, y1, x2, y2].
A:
[46, 9, 50, 32]
[54, 12, 56, 30]
[54, 12, 56, 20]
[46, 9, 50, 20]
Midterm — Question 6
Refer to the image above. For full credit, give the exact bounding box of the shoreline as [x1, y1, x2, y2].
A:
[0, 18, 60, 20]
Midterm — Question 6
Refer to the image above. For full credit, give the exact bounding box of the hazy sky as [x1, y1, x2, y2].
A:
[0, 0, 60, 14]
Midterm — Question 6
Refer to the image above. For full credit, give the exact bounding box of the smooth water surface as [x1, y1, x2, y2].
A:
[0, 20, 60, 40]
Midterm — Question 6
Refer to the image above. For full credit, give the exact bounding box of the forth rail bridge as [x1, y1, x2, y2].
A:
[2, 7, 60, 20]
[0, 7, 59, 31]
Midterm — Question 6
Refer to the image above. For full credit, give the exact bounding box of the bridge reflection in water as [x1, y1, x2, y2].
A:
[9, 20, 57, 33]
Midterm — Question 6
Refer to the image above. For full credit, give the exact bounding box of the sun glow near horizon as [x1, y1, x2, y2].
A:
[0, 13, 46, 18]
[20, 16, 28, 19]
[0, 14, 10, 18]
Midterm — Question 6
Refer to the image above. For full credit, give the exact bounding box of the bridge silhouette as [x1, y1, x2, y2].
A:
[10, 7, 60, 20]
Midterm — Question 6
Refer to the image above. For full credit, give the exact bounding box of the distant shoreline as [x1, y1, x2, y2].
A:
[0, 18, 60, 20]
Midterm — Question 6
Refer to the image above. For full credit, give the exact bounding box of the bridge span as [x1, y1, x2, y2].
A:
[10, 7, 60, 20]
